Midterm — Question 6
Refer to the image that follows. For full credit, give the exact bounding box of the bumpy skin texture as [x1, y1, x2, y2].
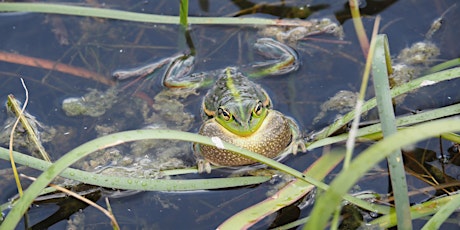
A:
[198, 110, 293, 166]
[196, 67, 297, 167]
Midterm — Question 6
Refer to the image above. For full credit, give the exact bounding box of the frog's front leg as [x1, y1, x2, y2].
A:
[285, 116, 307, 155]
[193, 143, 213, 173]
[248, 38, 300, 78]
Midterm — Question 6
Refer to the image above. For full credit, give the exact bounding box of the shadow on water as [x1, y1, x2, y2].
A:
[1, 0, 460, 229]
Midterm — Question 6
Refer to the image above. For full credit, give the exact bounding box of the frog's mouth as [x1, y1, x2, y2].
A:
[216, 110, 269, 137]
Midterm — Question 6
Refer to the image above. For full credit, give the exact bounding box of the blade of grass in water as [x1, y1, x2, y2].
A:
[421, 192, 460, 230]
[425, 58, 460, 74]
[371, 34, 411, 230]
[0, 2, 303, 26]
[343, 16, 380, 169]
[370, 192, 460, 228]
[0, 146, 270, 191]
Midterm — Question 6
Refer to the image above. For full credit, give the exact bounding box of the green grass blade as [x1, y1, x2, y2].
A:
[305, 118, 460, 229]
[179, 0, 188, 27]
[372, 34, 411, 230]
[0, 2, 292, 26]
[441, 132, 460, 143]
[370, 192, 460, 228]
[422, 192, 460, 230]
[0, 147, 269, 191]
[342, 16, 378, 169]
[425, 58, 460, 74]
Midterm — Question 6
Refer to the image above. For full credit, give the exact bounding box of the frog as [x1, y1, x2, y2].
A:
[114, 37, 307, 173]
[195, 66, 305, 173]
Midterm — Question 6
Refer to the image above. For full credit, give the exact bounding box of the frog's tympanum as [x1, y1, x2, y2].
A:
[114, 37, 307, 173]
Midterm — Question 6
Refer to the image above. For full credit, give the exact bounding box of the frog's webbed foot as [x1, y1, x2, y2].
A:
[113, 53, 213, 90]
[162, 54, 214, 89]
[249, 38, 300, 77]
[197, 159, 212, 174]
[113, 55, 174, 80]
[290, 138, 307, 155]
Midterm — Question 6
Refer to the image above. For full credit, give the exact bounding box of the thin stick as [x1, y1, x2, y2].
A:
[105, 197, 118, 229]
[0, 51, 114, 86]
[344, 16, 381, 169]
[21, 174, 120, 229]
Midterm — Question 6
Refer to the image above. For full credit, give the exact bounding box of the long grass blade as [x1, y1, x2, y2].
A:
[0, 2, 304, 26]
[370, 192, 460, 228]
[371, 34, 411, 230]
[343, 16, 380, 169]
[422, 192, 460, 230]
[0, 146, 269, 192]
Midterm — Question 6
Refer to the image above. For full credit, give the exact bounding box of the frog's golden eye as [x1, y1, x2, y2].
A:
[218, 107, 232, 121]
[253, 101, 264, 116]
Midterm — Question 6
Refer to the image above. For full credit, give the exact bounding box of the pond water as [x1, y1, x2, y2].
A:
[1, 0, 460, 229]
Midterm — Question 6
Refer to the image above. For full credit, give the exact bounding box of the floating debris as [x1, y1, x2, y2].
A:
[62, 88, 119, 117]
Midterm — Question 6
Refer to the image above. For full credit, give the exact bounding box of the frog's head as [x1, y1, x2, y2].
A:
[213, 98, 269, 137]
[202, 67, 273, 137]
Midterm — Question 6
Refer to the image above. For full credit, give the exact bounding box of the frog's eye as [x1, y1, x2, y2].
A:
[253, 101, 264, 116]
[218, 107, 232, 121]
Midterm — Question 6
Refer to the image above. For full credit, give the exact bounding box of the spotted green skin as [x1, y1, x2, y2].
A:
[197, 67, 298, 167]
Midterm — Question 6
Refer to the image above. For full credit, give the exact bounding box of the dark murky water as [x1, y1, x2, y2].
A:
[1, 0, 460, 229]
